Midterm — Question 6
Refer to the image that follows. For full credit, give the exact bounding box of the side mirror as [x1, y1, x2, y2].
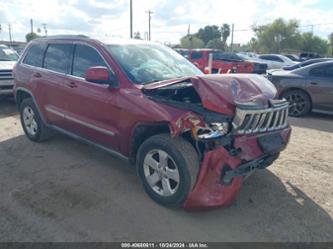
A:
[85, 66, 118, 87]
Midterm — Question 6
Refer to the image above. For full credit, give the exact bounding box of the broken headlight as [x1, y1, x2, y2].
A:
[193, 122, 230, 140]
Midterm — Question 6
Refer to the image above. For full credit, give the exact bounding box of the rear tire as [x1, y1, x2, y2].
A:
[137, 134, 199, 207]
[282, 90, 311, 117]
[20, 98, 53, 142]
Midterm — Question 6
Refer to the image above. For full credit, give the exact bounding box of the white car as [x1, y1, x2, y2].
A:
[258, 54, 297, 70]
[0, 45, 18, 97]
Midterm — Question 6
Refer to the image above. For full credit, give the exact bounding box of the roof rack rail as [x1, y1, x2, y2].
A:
[40, 35, 90, 40]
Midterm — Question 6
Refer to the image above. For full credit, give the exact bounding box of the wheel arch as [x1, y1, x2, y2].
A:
[15, 88, 46, 122]
[130, 122, 172, 163]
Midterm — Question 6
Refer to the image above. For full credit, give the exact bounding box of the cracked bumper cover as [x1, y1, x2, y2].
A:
[184, 127, 291, 211]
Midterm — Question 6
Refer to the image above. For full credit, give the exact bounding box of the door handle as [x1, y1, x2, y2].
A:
[33, 72, 42, 78]
[67, 82, 78, 88]
[310, 82, 318, 85]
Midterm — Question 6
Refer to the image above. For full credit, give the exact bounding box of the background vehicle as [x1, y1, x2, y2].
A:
[284, 54, 301, 62]
[258, 54, 297, 70]
[176, 49, 267, 74]
[0, 44, 18, 97]
[267, 58, 333, 73]
[14, 36, 291, 210]
[267, 61, 333, 116]
[299, 52, 321, 61]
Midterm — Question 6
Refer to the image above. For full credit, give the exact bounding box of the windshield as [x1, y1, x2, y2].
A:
[0, 47, 18, 61]
[106, 43, 202, 84]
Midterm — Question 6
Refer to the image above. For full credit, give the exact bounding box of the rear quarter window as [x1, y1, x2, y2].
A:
[23, 43, 47, 67]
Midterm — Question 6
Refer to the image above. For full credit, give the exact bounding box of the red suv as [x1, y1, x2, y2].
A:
[14, 36, 291, 210]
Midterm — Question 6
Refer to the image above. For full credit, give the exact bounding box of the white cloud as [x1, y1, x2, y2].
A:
[0, 0, 332, 45]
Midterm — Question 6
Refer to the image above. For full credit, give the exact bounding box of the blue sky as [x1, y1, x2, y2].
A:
[0, 0, 332, 44]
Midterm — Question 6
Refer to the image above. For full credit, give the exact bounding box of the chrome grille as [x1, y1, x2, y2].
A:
[232, 100, 289, 135]
[0, 70, 13, 80]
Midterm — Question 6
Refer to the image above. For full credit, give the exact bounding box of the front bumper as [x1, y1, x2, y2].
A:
[0, 79, 14, 96]
[184, 127, 291, 211]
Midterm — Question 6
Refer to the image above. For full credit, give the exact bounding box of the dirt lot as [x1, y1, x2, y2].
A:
[0, 97, 332, 242]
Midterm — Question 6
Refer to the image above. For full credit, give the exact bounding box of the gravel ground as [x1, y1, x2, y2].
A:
[0, 97, 332, 242]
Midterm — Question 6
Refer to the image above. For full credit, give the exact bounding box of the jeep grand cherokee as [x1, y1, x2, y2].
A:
[14, 35, 291, 210]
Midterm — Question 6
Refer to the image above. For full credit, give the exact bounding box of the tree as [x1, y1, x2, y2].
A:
[195, 25, 221, 45]
[252, 18, 301, 53]
[221, 24, 230, 49]
[206, 38, 224, 50]
[180, 35, 204, 49]
[300, 32, 329, 55]
[25, 32, 40, 42]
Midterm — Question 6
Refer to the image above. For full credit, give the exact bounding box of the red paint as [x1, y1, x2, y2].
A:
[14, 37, 291, 210]
[185, 127, 291, 211]
[85, 66, 110, 83]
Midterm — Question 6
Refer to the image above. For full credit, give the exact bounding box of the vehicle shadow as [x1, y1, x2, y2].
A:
[0, 97, 17, 118]
[289, 113, 333, 133]
[0, 134, 332, 241]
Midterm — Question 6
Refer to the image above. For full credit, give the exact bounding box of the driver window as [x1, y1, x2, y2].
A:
[72, 44, 109, 78]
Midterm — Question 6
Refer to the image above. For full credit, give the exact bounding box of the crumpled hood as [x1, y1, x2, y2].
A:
[143, 74, 277, 115]
[0, 61, 16, 70]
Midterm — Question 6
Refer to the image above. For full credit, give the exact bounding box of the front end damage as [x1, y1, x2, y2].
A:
[142, 74, 291, 211]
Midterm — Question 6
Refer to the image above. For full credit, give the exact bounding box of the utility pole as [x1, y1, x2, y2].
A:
[130, 0, 133, 38]
[146, 10, 153, 41]
[8, 24, 12, 45]
[30, 19, 34, 34]
[230, 23, 234, 52]
[42, 23, 48, 36]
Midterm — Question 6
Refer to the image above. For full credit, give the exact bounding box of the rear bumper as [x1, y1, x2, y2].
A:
[184, 127, 291, 211]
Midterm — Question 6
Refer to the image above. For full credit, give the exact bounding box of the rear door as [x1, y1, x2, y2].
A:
[307, 64, 333, 111]
[64, 43, 121, 150]
[38, 42, 74, 128]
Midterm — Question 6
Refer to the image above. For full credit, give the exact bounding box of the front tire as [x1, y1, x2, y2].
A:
[282, 90, 311, 117]
[20, 98, 53, 142]
[137, 134, 199, 207]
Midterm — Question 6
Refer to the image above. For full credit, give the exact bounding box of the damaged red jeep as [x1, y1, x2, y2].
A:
[14, 36, 291, 210]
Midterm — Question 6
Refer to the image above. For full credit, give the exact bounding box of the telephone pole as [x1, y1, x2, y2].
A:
[42, 23, 48, 36]
[130, 0, 133, 38]
[146, 10, 153, 41]
[8, 24, 12, 45]
[30, 19, 34, 33]
[230, 23, 234, 52]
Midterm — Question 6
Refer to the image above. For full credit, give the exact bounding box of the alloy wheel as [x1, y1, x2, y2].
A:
[285, 93, 306, 116]
[143, 149, 180, 197]
[22, 106, 38, 136]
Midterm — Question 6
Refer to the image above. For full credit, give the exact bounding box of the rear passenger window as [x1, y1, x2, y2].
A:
[44, 44, 73, 74]
[72, 44, 108, 78]
[23, 43, 46, 67]
[191, 52, 203, 60]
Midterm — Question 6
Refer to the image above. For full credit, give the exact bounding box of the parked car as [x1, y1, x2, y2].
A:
[267, 58, 333, 73]
[284, 54, 300, 62]
[299, 52, 321, 61]
[267, 61, 333, 116]
[258, 54, 297, 70]
[176, 49, 267, 74]
[14, 36, 291, 210]
[0, 44, 18, 97]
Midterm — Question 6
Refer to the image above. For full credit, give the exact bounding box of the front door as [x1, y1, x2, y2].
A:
[63, 43, 121, 151]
